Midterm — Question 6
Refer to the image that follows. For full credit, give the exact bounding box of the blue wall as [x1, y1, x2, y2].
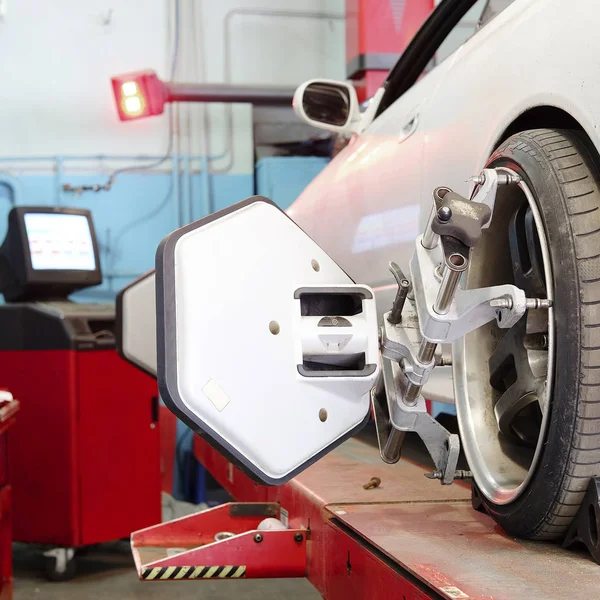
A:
[256, 156, 329, 211]
[0, 155, 329, 303]
[0, 160, 253, 302]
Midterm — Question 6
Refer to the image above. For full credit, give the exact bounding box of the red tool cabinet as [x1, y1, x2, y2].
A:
[0, 396, 18, 600]
[0, 303, 161, 551]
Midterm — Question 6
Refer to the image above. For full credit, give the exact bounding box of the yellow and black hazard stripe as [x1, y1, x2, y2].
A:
[141, 565, 246, 580]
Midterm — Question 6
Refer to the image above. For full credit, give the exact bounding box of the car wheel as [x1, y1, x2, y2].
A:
[454, 128, 600, 539]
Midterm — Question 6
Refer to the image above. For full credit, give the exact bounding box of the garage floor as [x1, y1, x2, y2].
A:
[12, 541, 320, 599]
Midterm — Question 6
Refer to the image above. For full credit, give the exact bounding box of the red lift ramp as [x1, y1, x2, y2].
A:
[188, 436, 596, 599]
[131, 435, 600, 598]
[131, 502, 306, 580]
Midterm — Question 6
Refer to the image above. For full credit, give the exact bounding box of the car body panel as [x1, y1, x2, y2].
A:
[288, 0, 600, 402]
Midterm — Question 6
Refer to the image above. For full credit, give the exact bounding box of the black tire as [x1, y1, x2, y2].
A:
[477, 128, 600, 540]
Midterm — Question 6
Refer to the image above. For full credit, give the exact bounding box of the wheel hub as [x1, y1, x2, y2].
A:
[454, 167, 555, 505]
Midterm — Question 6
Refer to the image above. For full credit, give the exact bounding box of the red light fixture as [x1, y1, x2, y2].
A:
[110, 70, 167, 122]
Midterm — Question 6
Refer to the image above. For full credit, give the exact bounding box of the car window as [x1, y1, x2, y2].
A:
[479, 0, 516, 26]
[434, 0, 488, 66]
[374, 0, 516, 118]
[434, 0, 516, 61]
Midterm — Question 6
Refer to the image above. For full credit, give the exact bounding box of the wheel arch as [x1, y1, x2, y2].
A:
[494, 106, 588, 150]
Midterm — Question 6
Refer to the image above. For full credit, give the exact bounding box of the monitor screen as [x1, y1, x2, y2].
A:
[24, 213, 97, 271]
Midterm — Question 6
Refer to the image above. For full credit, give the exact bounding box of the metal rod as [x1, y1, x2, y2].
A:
[434, 254, 468, 315]
[403, 340, 438, 406]
[417, 340, 438, 364]
[381, 428, 406, 464]
[389, 278, 410, 324]
[422, 187, 452, 249]
[388, 262, 411, 325]
[403, 383, 422, 407]
[166, 82, 295, 107]
[434, 268, 462, 315]
[421, 207, 439, 250]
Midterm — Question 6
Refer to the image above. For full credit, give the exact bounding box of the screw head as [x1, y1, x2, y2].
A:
[294, 532, 304, 542]
[437, 206, 452, 222]
[254, 533, 263, 543]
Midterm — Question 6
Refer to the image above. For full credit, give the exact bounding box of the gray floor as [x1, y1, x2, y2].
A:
[12, 541, 321, 599]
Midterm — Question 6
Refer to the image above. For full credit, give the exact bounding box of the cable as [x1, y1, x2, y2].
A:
[104, 0, 181, 188]
[106, 172, 174, 272]
[106, 0, 181, 271]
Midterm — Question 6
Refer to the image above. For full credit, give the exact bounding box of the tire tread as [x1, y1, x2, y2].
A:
[491, 129, 600, 540]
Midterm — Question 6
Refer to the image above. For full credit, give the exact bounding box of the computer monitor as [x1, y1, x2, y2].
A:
[0, 207, 103, 302]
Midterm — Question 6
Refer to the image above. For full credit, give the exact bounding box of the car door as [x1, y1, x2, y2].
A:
[290, 69, 443, 314]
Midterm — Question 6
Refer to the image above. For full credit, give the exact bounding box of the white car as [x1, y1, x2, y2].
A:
[288, 0, 600, 541]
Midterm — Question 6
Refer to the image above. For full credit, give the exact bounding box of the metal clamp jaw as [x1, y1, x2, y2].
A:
[374, 169, 551, 484]
[412, 235, 529, 344]
[381, 303, 433, 386]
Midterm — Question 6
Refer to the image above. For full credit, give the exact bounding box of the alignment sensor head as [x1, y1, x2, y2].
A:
[156, 197, 379, 484]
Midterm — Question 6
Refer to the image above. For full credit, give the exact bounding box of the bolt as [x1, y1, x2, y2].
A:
[425, 469, 472, 481]
[471, 173, 486, 186]
[437, 206, 452, 222]
[525, 298, 552, 309]
[254, 533, 263, 543]
[491, 297, 552, 310]
[363, 477, 382, 490]
[497, 172, 522, 185]
[294, 532, 304, 542]
[490, 298, 512, 309]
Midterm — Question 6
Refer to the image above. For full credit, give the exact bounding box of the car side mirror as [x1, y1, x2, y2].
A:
[293, 79, 361, 134]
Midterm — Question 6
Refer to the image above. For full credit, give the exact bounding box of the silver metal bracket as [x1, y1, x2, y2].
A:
[470, 167, 521, 225]
[411, 237, 528, 344]
[373, 168, 545, 486]
[375, 356, 459, 485]
[381, 304, 436, 388]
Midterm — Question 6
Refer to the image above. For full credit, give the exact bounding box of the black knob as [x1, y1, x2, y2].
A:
[437, 206, 452, 222]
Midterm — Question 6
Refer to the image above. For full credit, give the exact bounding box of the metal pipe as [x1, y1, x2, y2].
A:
[166, 82, 296, 107]
[171, 154, 180, 228]
[181, 154, 191, 224]
[388, 262, 411, 325]
[0, 153, 226, 163]
[423, 187, 452, 249]
[388, 278, 411, 325]
[381, 428, 406, 464]
[417, 340, 438, 364]
[403, 340, 438, 406]
[402, 252, 467, 405]
[200, 156, 211, 218]
[434, 253, 468, 315]
[421, 207, 439, 250]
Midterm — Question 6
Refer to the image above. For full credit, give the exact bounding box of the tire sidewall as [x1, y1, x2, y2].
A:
[476, 135, 581, 536]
